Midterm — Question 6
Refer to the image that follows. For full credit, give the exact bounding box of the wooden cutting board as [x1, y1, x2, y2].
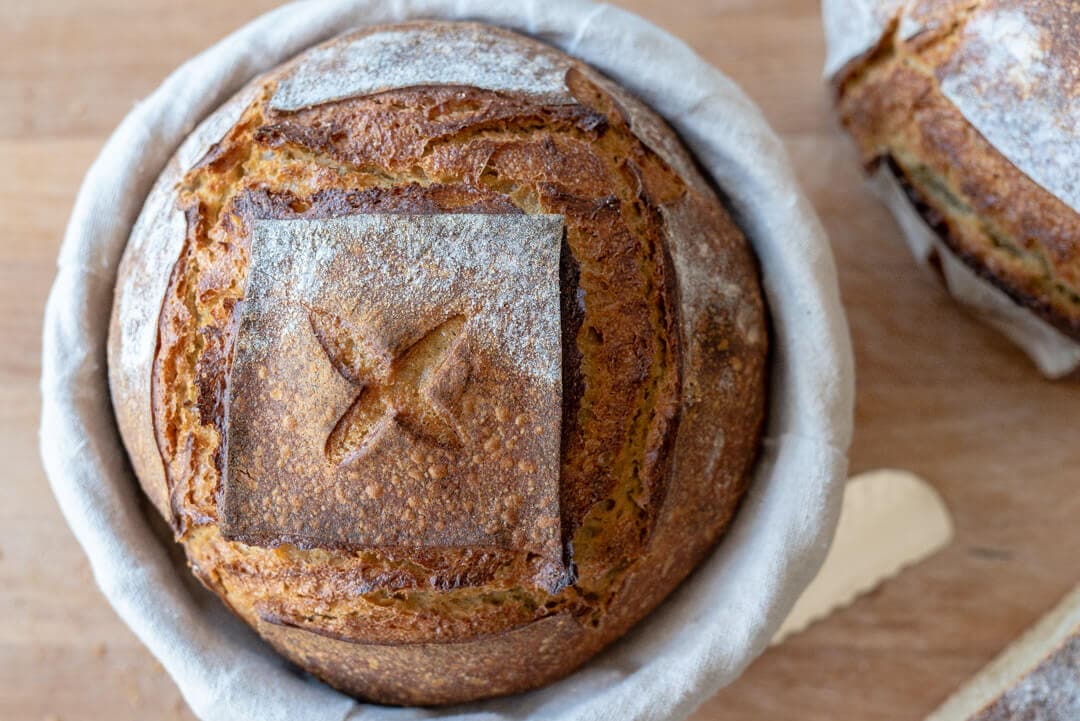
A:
[2, 1, 1077, 719]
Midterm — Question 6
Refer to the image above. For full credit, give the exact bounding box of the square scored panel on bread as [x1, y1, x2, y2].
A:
[223, 214, 566, 572]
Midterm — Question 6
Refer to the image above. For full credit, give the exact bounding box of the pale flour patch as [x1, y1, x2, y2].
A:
[941, 6, 1080, 214]
[271, 25, 575, 111]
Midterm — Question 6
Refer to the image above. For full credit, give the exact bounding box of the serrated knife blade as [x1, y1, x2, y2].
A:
[771, 469, 953, 645]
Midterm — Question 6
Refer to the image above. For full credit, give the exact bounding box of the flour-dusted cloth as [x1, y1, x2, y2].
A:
[40, 2, 854, 720]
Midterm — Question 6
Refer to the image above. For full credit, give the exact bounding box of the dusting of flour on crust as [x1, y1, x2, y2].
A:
[223, 213, 566, 562]
[940, 3, 1080, 215]
[271, 24, 576, 112]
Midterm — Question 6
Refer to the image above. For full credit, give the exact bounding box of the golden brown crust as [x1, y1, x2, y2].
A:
[257, 613, 592, 706]
[835, 1, 1080, 341]
[109, 21, 767, 704]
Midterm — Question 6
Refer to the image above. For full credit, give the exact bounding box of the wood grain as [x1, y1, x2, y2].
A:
[3, 1, 1078, 719]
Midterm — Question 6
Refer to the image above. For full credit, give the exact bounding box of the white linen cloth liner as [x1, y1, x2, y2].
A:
[870, 167, 1080, 377]
[39, 1, 854, 720]
[822, 0, 1080, 378]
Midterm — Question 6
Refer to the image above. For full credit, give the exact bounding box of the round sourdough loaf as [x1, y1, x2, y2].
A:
[108, 20, 767, 705]
[827, 0, 1080, 375]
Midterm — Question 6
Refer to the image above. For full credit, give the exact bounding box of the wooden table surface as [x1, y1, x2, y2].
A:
[4, 1, 1078, 719]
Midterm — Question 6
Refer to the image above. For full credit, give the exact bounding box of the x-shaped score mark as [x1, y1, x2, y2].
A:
[309, 309, 469, 466]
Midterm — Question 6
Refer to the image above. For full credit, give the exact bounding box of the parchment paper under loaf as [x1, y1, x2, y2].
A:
[823, 0, 1080, 378]
[39, 2, 854, 721]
